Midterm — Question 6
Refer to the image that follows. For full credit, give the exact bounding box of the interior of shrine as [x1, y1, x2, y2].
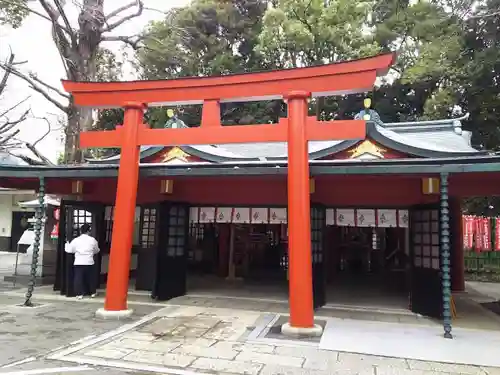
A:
[60, 205, 410, 311]
[183, 222, 411, 311]
[325, 226, 409, 309]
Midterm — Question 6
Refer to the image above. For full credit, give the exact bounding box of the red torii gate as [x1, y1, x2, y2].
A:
[62, 53, 394, 334]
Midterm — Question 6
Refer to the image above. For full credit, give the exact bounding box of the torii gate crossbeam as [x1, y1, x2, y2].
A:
[62, 53, 395, 336]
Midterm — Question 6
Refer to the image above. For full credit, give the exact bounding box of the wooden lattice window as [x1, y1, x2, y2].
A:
[72, 209, 92, 238]
[413, 209, 440, 270]
[141, 208, 157, 248]
[105, 206, 141, 246]
[189, 223, 204, 241]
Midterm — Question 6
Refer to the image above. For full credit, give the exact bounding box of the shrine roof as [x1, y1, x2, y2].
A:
[89, 112, 482, 164]
[1, 154, 500, 180]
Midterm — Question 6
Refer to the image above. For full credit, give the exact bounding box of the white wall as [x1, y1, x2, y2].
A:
[0, 196, 13, 237]
[0, 193, 37, 238]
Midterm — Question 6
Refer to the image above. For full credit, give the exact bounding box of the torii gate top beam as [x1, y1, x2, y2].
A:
[62, 53, 395, 108]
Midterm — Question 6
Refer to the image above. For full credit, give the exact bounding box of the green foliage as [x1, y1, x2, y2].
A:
[0, 0, 28, 28]
[258, 0, 380, 67]
[137, 0, 279, 125]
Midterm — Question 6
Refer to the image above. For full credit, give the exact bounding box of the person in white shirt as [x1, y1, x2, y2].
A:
[65, 223, 100, 299]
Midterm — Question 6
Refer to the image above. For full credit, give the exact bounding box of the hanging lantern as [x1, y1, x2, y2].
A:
[422, 177, 439, 195]
[309, 178, 315, 194]
[160, 179, 174, 194]
[72, 180, 83, 194]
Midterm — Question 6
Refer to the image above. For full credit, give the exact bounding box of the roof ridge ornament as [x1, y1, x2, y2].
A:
[164, 108, 189, 129]
[354, 97, 383, 125]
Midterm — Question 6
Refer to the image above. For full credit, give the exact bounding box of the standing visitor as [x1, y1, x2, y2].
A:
[65, 223, 100, 299]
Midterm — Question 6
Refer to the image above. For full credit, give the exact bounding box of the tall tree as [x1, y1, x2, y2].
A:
[136, 0, 283, 126]
[0, 0, 151, 163]
[257, 0, 381, 69]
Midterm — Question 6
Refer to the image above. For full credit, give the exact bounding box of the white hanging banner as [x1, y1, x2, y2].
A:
[233, 207, 251, 224]
[377, 209, 397, 227]
[398, 209, 409, 228]
[216, 207, 233, 223]
[189, 207, 199, 223]
[199, 207, 216, 223]
[336, 209, 355, 226]
[357, 209, 376, 227]
[251, 208, 268, 224]
[326, 208, 335, 226]
[269, 208, 287, 224]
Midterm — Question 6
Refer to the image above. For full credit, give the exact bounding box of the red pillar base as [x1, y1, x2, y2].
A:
[96, 307, 134, 320]
[281, 322, 323, 337]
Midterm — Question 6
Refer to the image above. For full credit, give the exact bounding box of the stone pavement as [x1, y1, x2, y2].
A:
[0, 286, 499, 375]
[44, 304, 500, 375]
[0, 290, 159, 374]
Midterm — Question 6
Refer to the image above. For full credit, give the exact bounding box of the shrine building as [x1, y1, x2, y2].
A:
[0, 53, 499, 339]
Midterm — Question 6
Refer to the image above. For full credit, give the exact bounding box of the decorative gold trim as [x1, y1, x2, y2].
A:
[161, 147, 190, 163]
[348, 140, 386, 159]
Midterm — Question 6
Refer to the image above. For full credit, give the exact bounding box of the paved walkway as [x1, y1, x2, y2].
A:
[0, 284, 500, 374]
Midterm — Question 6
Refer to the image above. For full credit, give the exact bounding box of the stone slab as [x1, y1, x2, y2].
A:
[191, 357, 263, 375]
[319, 317, 500, 368]
[84, 347, 134, 359]
[123, 350, 196, 367]
[236, 350, 305, 367]
[173, 344, 239, 359]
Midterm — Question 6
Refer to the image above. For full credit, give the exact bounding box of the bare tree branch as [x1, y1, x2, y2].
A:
[0, 97, 30, 119]
[468, 9, 500, 19]
[38, 0, 74, 67]
[101, 34, 146, 50]
[0, 109, 29, 134]
[53, 0, 77, 43]
[105, 1, 139, 20]
[0, 61, 69, 113]
[28, 72, 70, 98]
[0, 52, 15, 96]
[23, 141, 55, 165]
[101, 0, 144, 32]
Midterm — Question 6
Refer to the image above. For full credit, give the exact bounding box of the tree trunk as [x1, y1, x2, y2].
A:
[62, 0, 104, 164]
[64, 99, 93, 164]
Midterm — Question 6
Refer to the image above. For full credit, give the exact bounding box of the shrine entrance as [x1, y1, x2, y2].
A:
[185, 204, 290, 300]
[185, 222, 289, 301]
[324, 208, 410, 310]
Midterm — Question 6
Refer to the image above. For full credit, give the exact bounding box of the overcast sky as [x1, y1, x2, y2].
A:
[0, 0, 190, 162]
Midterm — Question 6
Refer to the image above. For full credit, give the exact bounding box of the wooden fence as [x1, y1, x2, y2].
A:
[465, 251, 500, 281]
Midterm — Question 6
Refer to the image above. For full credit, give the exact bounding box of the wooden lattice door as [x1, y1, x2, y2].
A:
[153, 202, 189, 301]
[410, 204, 442, 318]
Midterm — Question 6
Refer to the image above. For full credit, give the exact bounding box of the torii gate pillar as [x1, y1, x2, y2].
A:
[282, 91, 321, 336]
[96, 102, 144, 319]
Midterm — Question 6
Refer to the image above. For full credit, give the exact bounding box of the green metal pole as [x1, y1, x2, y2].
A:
[24, 177, 45, 307]
[440, 172, 453, 339]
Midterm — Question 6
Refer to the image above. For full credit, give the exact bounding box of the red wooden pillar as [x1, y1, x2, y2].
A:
[286, 91, 315, 329]
[102, 102, 145, 313]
